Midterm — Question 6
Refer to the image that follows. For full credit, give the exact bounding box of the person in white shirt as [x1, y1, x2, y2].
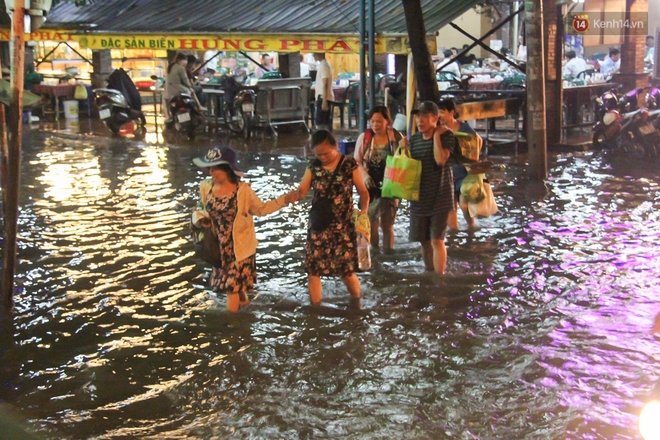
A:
[600, 48, 621, 75]
[645, 35, 655, 66]
[314, 52, 334, 130]
[563, 50, 589, 78]
[515, 35, 527, 61]
[436, 49, 461, 79]
[203, 50, 220, 73]
[255, 54, 275, 78]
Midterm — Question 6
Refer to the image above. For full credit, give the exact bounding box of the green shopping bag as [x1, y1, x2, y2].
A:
[381, 146, 422, 201]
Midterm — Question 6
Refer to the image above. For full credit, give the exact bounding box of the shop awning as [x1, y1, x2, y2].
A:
[0, 0, 483, 53]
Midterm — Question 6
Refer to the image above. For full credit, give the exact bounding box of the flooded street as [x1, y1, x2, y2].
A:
[1, 126, 660, 439]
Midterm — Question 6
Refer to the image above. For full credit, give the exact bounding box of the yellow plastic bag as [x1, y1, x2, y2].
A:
[74, 84, 88, 100]
[352, 209, 371, 243]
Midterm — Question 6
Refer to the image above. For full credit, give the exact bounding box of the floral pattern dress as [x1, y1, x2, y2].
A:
[207, 187, 257, 295]
[305, 156, 358, 277]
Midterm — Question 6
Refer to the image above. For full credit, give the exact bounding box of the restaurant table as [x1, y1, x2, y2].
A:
[201, 88, 225, 130]
[469, 80, 502, 91]
[31, 84, 77, 121]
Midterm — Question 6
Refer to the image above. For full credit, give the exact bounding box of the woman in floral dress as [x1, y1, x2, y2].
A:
[192, 146, 295, 312]
[291, 130, 370, 306]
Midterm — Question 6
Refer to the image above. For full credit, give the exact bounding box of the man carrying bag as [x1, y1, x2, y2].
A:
[407, 101, 490, 274]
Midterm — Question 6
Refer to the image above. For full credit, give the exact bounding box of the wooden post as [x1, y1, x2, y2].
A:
[613, 0, 649, 90]
[0, 104, 7, 220]
[543, 0, 563, 146]
[401, 0, 439, 103]
[525, 0, 547, 179]
[1, 3, 25, 311]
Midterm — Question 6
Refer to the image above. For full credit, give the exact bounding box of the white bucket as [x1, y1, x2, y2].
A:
[393, 113, 407, 132]
[65, 118, 80, 132]
[63, 100, 79, 119]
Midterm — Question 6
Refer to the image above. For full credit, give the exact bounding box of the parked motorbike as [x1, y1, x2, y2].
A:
[592, 89, 623, 147]
[617, 108, 660, 159]
[221, 74, 256, 140]
[94, 68, 146, 138]
[645, 87, 660, 110]
[165, 93, 204, 141]
[618, 87, 645, 114]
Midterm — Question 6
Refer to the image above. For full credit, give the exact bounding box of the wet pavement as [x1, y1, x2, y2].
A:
[0, 115, 659, 439]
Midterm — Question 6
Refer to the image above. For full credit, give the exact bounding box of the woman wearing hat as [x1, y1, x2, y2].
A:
[192, 146, 296, 312]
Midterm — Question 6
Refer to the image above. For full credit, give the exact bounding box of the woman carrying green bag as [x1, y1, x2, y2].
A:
[354, 106, 407, 250]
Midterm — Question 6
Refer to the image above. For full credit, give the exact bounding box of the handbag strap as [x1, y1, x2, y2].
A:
[365, 129, 399, 161]
[326, 155, 344, 198]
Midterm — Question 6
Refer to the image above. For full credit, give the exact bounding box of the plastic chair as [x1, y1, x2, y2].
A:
[345, 82, 361, 128]
[576, 69, 595, 80]
[436, 71, 458, 82]
[591, 52, 607, 61]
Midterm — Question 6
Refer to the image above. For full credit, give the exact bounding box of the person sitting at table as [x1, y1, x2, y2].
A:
[256, 54, 276, 78]
[599, 48, 621, 76]
[562, 50, 588, 79]
[515, 35, 527, 61]
[436, 50, 461, 79]
[457, 44, 477, 66]
[645, 35, 655, 68]
[485, 48, 511, 71]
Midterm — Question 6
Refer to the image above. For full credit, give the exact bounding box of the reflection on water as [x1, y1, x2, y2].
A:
[1, 131, 660, 439]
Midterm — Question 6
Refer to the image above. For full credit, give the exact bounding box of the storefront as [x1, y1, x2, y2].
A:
[0, 29, 435, 86]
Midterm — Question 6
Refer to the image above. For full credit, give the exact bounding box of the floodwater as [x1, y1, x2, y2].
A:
[1, 127, 660, 439]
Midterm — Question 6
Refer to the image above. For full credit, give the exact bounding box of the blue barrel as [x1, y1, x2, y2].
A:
[339, 138, 357, 156]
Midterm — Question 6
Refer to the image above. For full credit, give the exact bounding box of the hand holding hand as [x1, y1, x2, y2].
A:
[284, 190, 299, 204]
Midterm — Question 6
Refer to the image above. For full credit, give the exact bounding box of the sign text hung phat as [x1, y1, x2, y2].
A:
[75, 34, 424, 54]
[0, 30, 436, 55]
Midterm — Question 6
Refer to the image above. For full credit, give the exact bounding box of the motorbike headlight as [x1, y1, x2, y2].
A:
[640, 400, 660, 440]
[110, 94, 126, 106]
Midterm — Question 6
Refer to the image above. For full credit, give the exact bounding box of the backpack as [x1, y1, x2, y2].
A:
[362, 127, 403, 161]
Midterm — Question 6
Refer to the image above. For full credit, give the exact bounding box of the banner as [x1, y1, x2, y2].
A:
[0, 30, 436, 55]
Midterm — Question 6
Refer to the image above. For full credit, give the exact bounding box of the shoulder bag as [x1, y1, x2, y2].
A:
[309, 156, 344, 233]
[190, 221, 223, 268]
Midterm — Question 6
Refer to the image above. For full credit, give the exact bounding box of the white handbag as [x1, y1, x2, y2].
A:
[468, 180, 498, 218]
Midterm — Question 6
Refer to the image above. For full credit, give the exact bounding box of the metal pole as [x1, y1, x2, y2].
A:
[2, 3, 25, 311]
[368, 0, 375, 114]
[513, 1, 520, 56]
[525, 0, 547, 179]
[359, 0, 366, 131]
